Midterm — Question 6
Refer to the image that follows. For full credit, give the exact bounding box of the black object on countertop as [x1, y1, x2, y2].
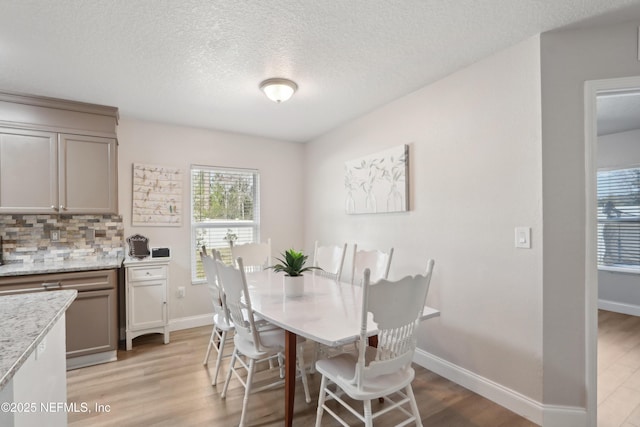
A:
[126, 234, 150, 259]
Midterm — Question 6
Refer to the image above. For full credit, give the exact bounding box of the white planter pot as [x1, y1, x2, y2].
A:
[283, 275, 304, 297]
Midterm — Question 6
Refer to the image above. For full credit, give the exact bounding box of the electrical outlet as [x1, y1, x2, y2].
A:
[86, 228, 95, 240]
[177, 286, 185, 298]
[51, 230, 59, 242]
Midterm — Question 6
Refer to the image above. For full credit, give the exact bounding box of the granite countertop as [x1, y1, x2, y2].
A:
[0, 256, 124, 277]
[0, 289, 77, 390]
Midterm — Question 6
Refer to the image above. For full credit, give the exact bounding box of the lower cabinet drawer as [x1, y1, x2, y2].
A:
[0, 269, 115, 294]
[128, 265, 167, 281]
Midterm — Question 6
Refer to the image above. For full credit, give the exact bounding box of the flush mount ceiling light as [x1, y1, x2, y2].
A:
[259, 78, 298, 103]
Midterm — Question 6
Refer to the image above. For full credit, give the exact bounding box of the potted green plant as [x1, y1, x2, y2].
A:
[268, 249, 321, 297]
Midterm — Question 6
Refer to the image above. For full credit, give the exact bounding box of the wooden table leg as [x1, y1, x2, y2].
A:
[368, 335, 378, 347]
[285, 330, 297, 427]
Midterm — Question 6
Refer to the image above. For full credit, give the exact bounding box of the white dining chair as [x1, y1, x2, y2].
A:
[315, 259, 435, 427]
[218, 257, 311, 427]
[314, 245, 394, 362]
[231, 238, 271, 272]
[309, 241, 347, 372]
[201, 249, 234, 386]
[313, 241, 347, 281]
[351, 245, 394, 285]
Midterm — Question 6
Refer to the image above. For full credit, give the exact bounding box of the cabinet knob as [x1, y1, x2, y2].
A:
[59, 205, 66, 210]
[51, 205, 57, 210]
[146, 272, 151, 275]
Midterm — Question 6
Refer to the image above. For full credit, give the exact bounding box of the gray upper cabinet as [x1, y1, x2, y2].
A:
[0, 128, 58, 213]
[0, 91, 119, 214]
[59, 134, 117, 214]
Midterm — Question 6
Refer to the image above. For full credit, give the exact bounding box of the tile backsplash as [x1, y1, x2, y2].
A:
[0, 214, 124, 264]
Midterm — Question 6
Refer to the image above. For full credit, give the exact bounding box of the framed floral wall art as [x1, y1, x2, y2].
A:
[344, 144, 409, 214]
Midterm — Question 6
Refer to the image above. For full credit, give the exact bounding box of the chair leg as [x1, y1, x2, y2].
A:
[202, 326, 217, 365]
[278, 352, 285, 379]
[406, 384, 423, 427]
[212, 330, 228, 386]
[221, 347, 237, 399]
[315, 375, 328, 427]
[296, 344, 311, 403]
[239, 359, 256, 427]
[310, 342, 319, 374]
[363, 399, 373, 427]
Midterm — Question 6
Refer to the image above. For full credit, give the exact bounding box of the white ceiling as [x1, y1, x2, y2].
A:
[1, 0, 639, 143]
[598, 91, 640, 136]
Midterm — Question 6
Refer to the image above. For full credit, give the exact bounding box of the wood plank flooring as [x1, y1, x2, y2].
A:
[67, 326, 537, 427]
[598, 310, 640, 427]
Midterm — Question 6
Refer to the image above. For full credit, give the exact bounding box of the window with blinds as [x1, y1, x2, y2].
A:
[597, 166, 640, 270]
[191, 165, 260, 282]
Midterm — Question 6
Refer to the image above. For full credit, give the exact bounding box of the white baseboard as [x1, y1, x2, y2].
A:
[542, 404, 587, 427]
[169, 314, 213, 332]
[598, 299, 640, 316]
[413, 349, 590, 426]
[67, 351, 118, 370]
[413, 348, 542, 425]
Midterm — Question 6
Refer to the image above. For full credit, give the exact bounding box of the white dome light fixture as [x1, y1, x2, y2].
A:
[259, 78, 298, 103]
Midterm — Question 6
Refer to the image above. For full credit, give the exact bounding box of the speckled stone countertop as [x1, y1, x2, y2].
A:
[0, 290, 77, 390]
[0, 256, 123, 277]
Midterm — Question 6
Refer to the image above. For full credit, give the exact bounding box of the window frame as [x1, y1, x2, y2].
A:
[190, 165, 260, 284]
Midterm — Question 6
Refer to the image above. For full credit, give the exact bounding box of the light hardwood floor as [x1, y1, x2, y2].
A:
[598, 310, 640, 427]
[67, 326, 537, 427]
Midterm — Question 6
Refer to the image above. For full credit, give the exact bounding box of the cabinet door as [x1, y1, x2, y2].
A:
[65, 288, 118, 358]
[0, 127, 57, 213]
[128, 279, 166, 331]
[59, 133, 117, 214]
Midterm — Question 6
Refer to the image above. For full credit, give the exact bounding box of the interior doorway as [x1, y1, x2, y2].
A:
[585, 76, 640, 427]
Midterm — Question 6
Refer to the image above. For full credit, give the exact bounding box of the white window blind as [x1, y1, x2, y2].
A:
[191, 165, 260, 282]
[597, 166, 640, 270]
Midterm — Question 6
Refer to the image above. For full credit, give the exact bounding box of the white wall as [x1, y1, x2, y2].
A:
[304, 35, 543, 407]
[540, 19, 640, 411]
[598, 128, 640, 312]
[117, 118, 305, 324]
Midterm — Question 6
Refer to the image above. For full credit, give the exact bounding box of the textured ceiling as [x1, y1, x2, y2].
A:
[0, 0, 639, 142]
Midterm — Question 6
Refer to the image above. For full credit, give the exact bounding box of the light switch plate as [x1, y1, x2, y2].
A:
[515, 226, 531, 249]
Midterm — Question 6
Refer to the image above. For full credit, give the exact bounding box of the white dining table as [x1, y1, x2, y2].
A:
[244, 270, 440, 427]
